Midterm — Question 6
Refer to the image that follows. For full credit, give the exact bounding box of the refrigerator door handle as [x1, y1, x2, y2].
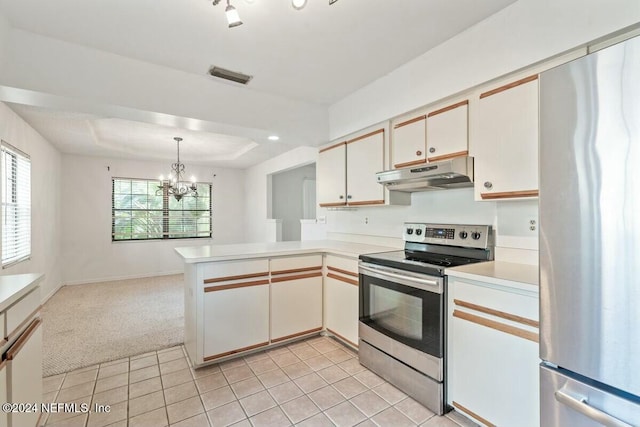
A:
[554, 390, 633, 427]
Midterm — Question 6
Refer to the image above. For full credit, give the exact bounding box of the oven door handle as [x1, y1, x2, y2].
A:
[359, 264, 441, 291]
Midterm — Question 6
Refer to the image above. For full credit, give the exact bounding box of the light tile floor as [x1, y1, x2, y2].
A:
[40, 336, 478, 427]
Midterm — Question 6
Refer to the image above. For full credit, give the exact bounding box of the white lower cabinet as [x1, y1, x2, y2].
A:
[447, 276, 539, 427]
[203, 283, 270, 360]
[6, 319, 43, 427]
[0, 362, 7, 427]
[324, 255, 360, 347]
[271, 275, 322, 341]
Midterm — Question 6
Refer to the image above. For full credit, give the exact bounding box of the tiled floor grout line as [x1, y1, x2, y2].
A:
[42, 337, 474, 427]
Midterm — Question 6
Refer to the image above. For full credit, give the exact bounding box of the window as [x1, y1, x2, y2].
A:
[112, 178, 212, 241]
[1, 141, 31, 267]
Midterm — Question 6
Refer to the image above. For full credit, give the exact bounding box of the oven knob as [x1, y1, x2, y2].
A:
[459, 231, 468, 239]
[415, 229, 422, 236]
[406, 228, 414, 235]
[471, 232, 481, 240]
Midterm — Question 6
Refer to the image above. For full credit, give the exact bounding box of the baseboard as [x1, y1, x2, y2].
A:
[63, 270, 184, 286]
[41, 281, 65, 305]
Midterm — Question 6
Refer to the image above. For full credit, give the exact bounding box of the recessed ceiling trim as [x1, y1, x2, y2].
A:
[208, 66, 253, 85]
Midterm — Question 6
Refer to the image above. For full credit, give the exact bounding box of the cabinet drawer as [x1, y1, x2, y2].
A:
[200, 259, 269, 284]
[270, 254, 323, 275]
[5, 288, 40, 341]
[325, 254, 358, 276]
[452, 278, 538, 322]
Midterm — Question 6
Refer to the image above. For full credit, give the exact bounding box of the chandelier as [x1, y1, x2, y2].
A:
[158, 137, 198, 201]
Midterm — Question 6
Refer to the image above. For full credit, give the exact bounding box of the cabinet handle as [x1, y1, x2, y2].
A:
[484, 181, 493, 189]
[429, 147, 436, 153]
[416, 150, 422, 156]
[6, 318, 42, 361]
[347, 195, 352, 199]
[339, 195, 344, 199]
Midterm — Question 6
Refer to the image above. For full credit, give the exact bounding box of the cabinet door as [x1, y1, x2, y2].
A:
[346, 129, 385, 205]
[447, 278, 539, 427]
[392, 115, 427, 168]
[474, 76, 539, 201]
[324, 275, 359, 347]
[203, 283, 270, 360]
[271, 275, 323, 342]
[426, 100, 469, 162]
[6, 319, 42, 427]
[318, 142, 347, 207]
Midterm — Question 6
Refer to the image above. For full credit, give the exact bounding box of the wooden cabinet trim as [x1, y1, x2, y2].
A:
[427, 100, 469, 117]
[327, 266, 358, 277]
[6, 305, 41, 342]
[6, 317, 41, 361]
[480, 190, 539, 200]
[327, 328, 358, 348]
[427, 150, 469, 163]
[347, 200, 385, 206]
[319, 202, 347, 207]
[327, 272, 358, 286]
[346, 128, 384, 145]
[319, 141, 346, 153]
[453, 309, 539, 343]
[479, 75, 539, 99]
[204, 272, 269, 284]
[204, 341, 270, 362]
[271, 266, 322, 276]
[204, 279, 270, 293]
[393, 115, 426, 129]
[271, 272, 323, 283]
[394, 158, 427, 169]
[452, 402, 496, 427]
[271, 327, 323, 343]
[454, 299, 539, 328]
[0, 359, 6, 371]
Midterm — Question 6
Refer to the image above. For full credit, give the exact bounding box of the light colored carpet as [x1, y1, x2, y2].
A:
[42, 274, 184, 377]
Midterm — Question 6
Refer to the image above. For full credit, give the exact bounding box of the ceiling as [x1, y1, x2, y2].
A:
[0, 0, 517, 167]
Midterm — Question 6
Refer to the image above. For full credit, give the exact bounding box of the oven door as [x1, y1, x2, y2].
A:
[359, 261, 444, 358]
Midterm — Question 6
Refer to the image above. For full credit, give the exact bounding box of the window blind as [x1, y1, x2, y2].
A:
[112, 177, 212, 241]
[1, 141, 31, 267]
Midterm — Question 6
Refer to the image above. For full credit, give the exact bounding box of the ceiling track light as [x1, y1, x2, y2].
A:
[211, 0, 340, 29]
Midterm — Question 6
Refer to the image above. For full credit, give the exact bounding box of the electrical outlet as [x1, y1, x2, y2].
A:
[529, 219, 537, 231]
[365, 217, 369, 225]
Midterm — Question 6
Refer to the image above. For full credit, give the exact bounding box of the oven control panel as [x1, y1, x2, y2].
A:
[403, 223, 493, 248]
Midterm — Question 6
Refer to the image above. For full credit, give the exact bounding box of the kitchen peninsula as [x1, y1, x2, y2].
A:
[175, 240, 396, 368]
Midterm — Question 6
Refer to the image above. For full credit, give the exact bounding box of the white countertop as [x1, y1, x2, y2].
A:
[175, 240, 396, 263]
[446, 261, 539, 287]
[0, 273, 44, 312]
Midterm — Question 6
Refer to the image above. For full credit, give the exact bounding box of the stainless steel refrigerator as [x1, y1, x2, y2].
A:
[539, 35, 640, 426]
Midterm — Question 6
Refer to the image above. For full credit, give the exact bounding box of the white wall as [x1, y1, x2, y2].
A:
[272, 164, 316, 241]
[61, 154, 246, 284]
[0, 103, 63, 301]
[329, 0, 640, 138]
[244, 146, 318, 243]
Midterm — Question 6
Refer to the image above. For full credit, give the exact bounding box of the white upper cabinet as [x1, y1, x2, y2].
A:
[318, 124, 409, 207]
[391, 114, 427, 169]
[473, 75, 540, 201]
[426, 100, 469, 162]
[317, 141, 347, 206]
[345, 129, 385, 205]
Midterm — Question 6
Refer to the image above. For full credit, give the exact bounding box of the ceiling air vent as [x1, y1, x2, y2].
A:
[208, 66, 253, 85]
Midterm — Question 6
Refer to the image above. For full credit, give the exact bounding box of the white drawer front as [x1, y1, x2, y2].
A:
[5, 289, 40, 340]
[200, 259, 269, 284]
[270, 254, 322, 274]
[452, 278, 539, 322]
[325, 254, 358, 275]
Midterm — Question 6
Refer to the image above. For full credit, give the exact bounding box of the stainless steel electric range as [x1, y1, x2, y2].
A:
[358, 223, 494, 415]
